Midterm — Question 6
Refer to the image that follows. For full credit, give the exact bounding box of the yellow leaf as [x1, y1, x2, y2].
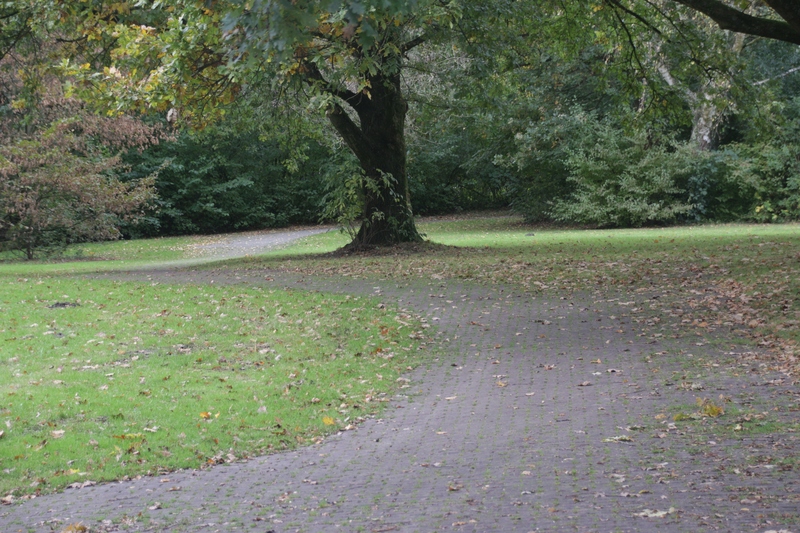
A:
[322, 416, 335, 426]
[199, 412, 211, 419]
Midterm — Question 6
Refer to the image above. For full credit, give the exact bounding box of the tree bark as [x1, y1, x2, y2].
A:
[670, 0, 800, 45]
[325, 71, 422, 247]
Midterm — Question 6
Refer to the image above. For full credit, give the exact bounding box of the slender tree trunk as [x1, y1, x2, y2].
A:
[690, 95, 723, 151]
[326, 71, 422, 247]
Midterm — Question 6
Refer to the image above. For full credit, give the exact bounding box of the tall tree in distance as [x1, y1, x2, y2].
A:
[62, 1, 467, 247]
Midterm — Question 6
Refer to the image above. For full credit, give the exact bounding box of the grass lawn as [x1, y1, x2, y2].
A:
[0, 237, 425, 500]
[2, 213, 799, 501]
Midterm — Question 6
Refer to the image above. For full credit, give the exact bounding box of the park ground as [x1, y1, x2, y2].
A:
[0, 214, 799, 532]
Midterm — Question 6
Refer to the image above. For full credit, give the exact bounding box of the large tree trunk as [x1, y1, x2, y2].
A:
[326, 71, 422, 248]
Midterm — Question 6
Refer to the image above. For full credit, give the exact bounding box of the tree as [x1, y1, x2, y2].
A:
[668, 0, 800, 45]
[0, 30, 162, 259]
[0, 114, 158, 259]
[60, 1, 459, 247]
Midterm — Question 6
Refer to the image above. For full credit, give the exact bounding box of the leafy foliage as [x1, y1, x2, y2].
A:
[549, 116, 696, 227]
[0, 115, 158, 259]
[120, 127, 329, 237]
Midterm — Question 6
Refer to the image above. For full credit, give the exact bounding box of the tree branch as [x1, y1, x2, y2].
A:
[400, 34, 426, 54]
[754, 64, 800, 85]
[325, 103, 373, 169]
[670, 0, 800, 45]
[302, 60, 361, 105]
[764, 0, 800, 33]
[604, 0, 662, 35]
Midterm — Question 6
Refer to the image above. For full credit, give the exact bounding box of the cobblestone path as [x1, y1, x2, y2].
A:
[1, 266, 798, 533]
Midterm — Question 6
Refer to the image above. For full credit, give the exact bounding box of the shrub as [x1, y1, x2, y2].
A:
[120, 129, 329, 237]
[0, 115, 158, 259]
[551, 126, 697, 227]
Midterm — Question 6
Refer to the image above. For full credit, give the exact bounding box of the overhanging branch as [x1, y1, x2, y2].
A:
[671, 0, 800, 45]
[326, 103, 372, 169]
[400, 34, 426, 54]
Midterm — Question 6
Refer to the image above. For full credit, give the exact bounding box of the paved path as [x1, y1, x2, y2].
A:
[188, 228, 331, 261]
[1, 242, 799, 532]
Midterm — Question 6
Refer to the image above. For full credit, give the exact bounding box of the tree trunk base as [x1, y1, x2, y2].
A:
[344, 214, 423, 251]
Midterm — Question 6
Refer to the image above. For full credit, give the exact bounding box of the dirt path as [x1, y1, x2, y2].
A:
[1, 260, 798, 531]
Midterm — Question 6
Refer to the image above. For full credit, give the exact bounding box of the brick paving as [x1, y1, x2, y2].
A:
[1, 266, 798, 533]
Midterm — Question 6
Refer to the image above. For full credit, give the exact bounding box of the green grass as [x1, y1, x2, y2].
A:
[0, 275, 424, 498]
[3, 213, 800, 498]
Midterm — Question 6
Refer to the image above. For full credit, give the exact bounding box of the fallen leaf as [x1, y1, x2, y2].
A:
[67, 481, 96, 489]
[199, 412, 211, 419]
[322, 416, 335, 426]
[591, 359, 602, 364]
[635, 507, 676, 518]
[578, 381, 592, 387]
[445, 396, 458, 400]
[496, 381, 507, 387]
[525, 392, 535, 396]
[603, 435, 633, 443]
[51, 430, 65, 439]
[148, 502, 162, 510]
[59, 524, 88, 533]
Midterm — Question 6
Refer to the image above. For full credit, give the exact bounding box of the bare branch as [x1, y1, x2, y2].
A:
[754, 64, 800, 85]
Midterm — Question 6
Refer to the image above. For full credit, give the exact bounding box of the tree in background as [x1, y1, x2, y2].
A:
[0, 30, 161, 259]
[4, 0, 800, 244]
[61, 0, 460, 247]
[0, 114, 159, 259]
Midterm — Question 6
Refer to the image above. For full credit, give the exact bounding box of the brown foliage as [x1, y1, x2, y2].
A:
[0, 39, 167, 259]
[0, 115, 160, 259]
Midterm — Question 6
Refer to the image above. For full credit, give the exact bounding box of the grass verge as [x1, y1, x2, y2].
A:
[0, 276, 425, 500]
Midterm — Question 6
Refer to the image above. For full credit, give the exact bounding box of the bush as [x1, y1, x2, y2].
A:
[496, 111, 591, 222]
[549, 116, 697, 227]
[0, 116, 158, 259]
[503, 110, 699, 227]
[407, 131, 510, 216]
[120, 129, 330, 237]
[728, 142, 800, 222]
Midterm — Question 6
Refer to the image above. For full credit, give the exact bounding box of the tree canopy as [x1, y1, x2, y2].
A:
[1, 0, 800, 249]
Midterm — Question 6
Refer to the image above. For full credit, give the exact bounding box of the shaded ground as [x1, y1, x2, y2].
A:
[1, 231, 798, 533]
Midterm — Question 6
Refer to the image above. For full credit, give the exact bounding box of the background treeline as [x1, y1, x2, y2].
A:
[3, 0, 800, 258]
[116, 33, 800, 237]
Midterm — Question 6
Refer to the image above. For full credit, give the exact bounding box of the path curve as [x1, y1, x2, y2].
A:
[189, 227, 332, 261]
[1, 260, 798, 532]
